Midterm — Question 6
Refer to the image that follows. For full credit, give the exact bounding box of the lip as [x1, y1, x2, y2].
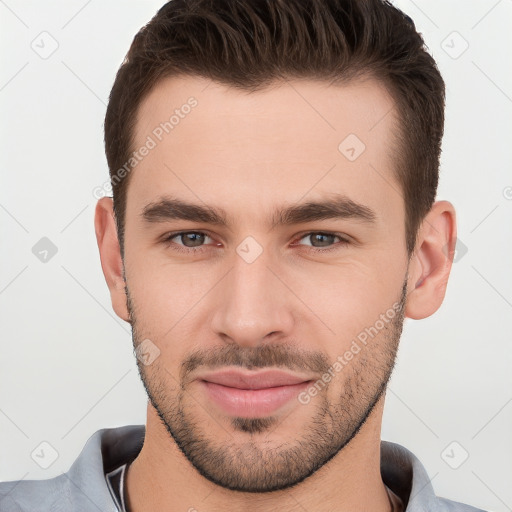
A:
[197, 369, 313, 418]
[198, 369, 312, 389]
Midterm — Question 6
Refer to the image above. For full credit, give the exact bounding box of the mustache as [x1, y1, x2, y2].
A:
[180, 342, 331, 382]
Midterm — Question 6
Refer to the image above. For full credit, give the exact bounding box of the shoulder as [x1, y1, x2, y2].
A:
[0, 474, 73, 511]
[435, 497, 489, 512]
[380, 441, 489, 512]
[0, 424, 145, 512]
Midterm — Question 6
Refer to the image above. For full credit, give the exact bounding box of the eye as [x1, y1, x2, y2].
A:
[293, 232, 350, 252]
[160, 230, 350, 255]
[162, 231, 217, 253]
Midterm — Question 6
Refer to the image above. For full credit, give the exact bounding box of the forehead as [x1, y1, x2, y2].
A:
[133, 74, 396, 149]
[126, 74, 401, 226]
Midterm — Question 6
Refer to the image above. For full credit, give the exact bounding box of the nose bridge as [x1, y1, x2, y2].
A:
[210, 246, 294, 346]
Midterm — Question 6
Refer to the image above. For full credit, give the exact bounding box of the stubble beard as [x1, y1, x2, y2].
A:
[126, 278, 407, 493]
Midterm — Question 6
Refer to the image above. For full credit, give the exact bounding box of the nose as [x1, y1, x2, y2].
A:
[210, 247, 295, 347]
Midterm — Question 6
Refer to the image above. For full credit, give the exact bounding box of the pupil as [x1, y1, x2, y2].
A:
[313, 233, 333, 247]
[184, 233, 204, 247]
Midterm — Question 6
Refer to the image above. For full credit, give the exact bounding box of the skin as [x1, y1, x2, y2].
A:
[95, 75, 456, 512]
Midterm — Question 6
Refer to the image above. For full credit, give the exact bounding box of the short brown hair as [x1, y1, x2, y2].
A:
[104, 0, 445, 258]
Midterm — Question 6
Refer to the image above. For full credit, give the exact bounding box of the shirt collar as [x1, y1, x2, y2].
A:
[67, 424, 438, 511]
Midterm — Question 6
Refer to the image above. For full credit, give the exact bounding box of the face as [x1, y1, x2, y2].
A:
[122, 75, 410, 492]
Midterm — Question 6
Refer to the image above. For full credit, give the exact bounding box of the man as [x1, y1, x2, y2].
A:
[0, 0, 486, 511]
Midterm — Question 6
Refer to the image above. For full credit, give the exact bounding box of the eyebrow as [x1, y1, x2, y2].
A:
[141, 194, 377, 229]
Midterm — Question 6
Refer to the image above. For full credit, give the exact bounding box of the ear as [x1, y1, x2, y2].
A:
[405, 200, 457, 320]
[94, 197, 130, 323]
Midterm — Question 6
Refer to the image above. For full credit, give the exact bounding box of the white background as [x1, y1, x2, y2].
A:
[0, 1, 511, 510]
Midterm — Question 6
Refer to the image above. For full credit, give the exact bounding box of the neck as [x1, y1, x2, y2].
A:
[125, 396, 391, 512]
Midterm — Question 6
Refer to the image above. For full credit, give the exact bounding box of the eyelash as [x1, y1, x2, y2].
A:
[161, 231, 350, 255]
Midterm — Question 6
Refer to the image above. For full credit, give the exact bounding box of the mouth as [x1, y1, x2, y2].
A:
[197, 369, 314, 418]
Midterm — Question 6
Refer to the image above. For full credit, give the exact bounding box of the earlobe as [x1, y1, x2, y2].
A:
[94, 198, 130, 323]
[405, 200, 457, 320]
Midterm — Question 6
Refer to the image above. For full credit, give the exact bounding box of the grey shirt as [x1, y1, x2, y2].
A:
[0, 424, 486, 511]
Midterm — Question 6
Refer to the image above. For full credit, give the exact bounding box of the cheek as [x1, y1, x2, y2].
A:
[125, 233, 406, 360]
[295, 256, 404, 336]
[126, 259, 219, 350]
[127, 241, 203, 303]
